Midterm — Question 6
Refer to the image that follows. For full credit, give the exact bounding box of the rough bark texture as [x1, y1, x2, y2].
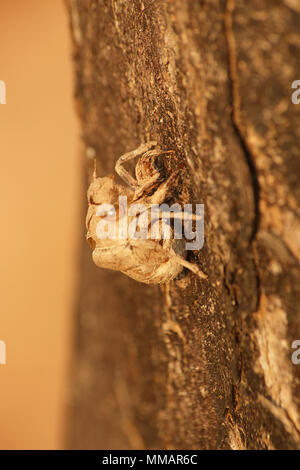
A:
[67, 0, 300, 449]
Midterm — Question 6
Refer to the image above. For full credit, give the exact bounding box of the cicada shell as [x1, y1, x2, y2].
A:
[86, 142, 206, 284]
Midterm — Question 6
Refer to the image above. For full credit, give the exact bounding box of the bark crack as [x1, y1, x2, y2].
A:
[224, 0, 260, 242]
[224, 0, 261, 317]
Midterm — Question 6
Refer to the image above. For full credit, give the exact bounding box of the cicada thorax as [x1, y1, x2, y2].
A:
[134, 149, 185, 200]
[134, 149, 176, 186]
[132, 150, 190, 246]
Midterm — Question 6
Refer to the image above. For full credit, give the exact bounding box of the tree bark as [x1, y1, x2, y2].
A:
[66, 0, 300, 449]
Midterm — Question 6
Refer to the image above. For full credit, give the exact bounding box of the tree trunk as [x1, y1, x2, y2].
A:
[66, 0, 300, 449]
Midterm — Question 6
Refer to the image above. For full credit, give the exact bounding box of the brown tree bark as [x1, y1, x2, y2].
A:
[66, 0, 300, 449]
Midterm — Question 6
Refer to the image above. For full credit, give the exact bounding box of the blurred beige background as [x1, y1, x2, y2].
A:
[0, 0, 80, 449]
